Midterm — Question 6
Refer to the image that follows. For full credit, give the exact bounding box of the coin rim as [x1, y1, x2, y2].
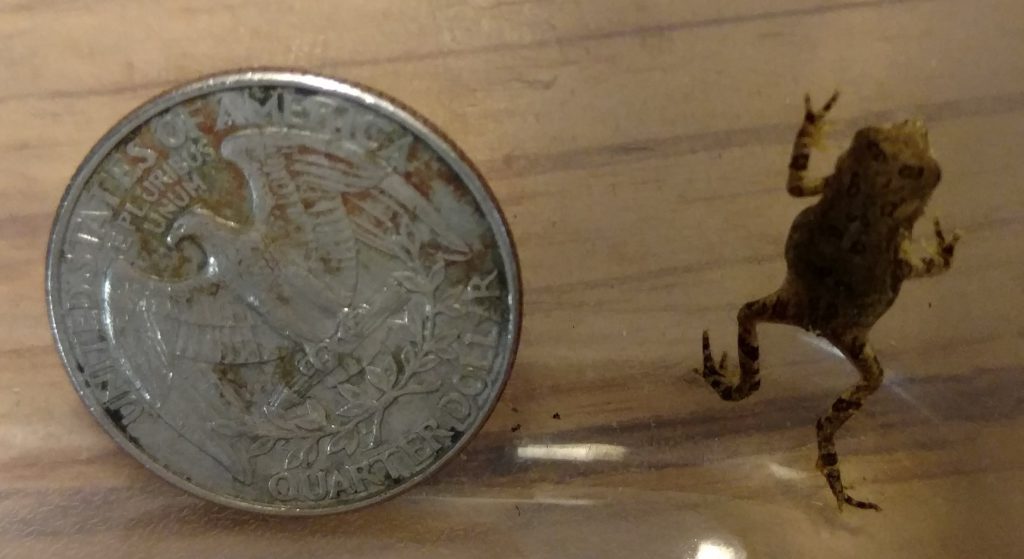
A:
[45, 69, 522, 515]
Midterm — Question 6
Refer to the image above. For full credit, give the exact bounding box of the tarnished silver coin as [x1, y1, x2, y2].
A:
[46, 71, 520, 514]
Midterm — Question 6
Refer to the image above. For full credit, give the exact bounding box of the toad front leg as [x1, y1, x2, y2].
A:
[902, 218, 960, 278]
[787, 91, 840, 197]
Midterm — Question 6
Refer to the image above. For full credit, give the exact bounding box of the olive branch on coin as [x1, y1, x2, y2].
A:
[225, 209, 483, 473]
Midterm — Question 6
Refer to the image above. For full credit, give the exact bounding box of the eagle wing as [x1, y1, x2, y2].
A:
[103, 260, 291, 404]
[220, 128, 362, 319]
[222, 127, 474, 282]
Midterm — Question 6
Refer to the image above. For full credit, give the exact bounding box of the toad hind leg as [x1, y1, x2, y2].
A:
[699, 292, 794, 402]
[787, 91, 839, 197]
[816, 336, 884, 511]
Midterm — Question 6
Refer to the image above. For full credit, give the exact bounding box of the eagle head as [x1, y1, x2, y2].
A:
[166, 206, 218, 249]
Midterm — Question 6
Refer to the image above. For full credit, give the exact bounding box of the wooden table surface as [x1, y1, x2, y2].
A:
[2, 1, 1023, 557]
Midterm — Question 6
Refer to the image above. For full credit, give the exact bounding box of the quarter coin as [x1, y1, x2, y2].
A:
[46, 71, 520, 514]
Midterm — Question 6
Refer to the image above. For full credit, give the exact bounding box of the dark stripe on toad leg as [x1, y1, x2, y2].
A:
[697, 291, 798, 402]
[787, 95, 834, 198]
[832, 397, 862, 413]
[698, 297, 764, 401]
[738, 335, 760, 362]
[816, 338, 884, 511]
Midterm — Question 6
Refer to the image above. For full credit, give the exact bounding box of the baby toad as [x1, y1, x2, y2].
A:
[697, 92, 959, 511]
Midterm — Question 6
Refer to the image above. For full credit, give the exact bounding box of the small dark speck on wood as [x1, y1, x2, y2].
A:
[552, 412, 561, 420]
[510, 423, 521, 432]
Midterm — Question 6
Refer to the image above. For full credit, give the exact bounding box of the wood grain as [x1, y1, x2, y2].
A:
[2, 0, 1023, 557]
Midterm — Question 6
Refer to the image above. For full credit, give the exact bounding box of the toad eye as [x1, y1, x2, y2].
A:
[898, 165, 924, 179]
[866, 140, 887, 163]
